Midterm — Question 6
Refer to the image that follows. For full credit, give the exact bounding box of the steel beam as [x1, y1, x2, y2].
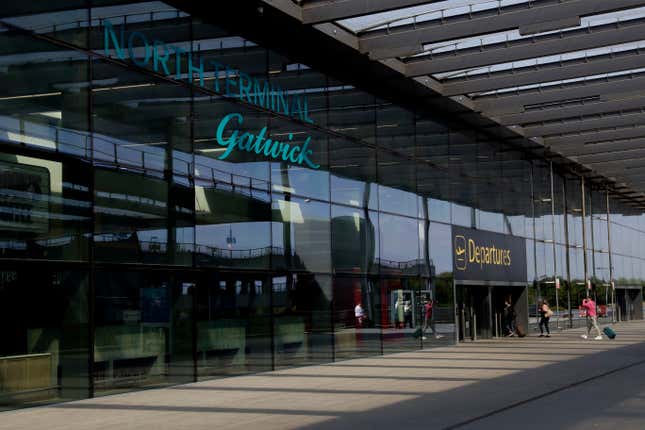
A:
[574, 147, 645, 164]
[442, 51, 645, 97]
[615, 174, 645, 185]
[301, 0, 433, 24]
[556, 137, 645, 157]
[361, 0, 645, 59]
[261, 0, 303, 20]
[587, 163, 645, 175]
[524, 111, 645, 138]
[584, 156, 645, 168]
[405, 18, 645, 75]
[546, 125, 645, 148]
[474, 74, 645, 116]
[495, 95, 645, 126]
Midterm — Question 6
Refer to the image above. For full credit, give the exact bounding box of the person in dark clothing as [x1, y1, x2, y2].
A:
[503, 296, 516, 336]
[403, 301, 413, 328]
[539, 299, 552, 337]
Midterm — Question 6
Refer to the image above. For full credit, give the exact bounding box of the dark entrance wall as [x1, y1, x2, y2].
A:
[456, 282, 528, 340]
[616, 288, 643, 321]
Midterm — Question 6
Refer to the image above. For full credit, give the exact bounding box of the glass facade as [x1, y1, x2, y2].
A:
[0, 1, 643, 410]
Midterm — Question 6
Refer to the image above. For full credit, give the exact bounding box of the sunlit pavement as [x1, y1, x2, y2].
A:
[3, 321, 645, 430]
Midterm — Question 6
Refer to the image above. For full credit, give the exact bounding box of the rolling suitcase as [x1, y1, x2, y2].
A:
[603, 326, 616, 339]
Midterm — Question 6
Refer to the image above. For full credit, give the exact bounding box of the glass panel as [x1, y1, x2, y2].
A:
[331, 204, 379, 274]
[380, 278, 422, 354]
[272, 195, 331, 273]
[0, 27, 90, 158]
[0, 28, 92, 262]
[91, 59, 193, 265]
[269, 119, 330, 201]
[477, 209, 504, 234]
[273, 273, 333, 368]
[196, 272, 272, 378]
[332, 276, 381, 359]
[0, 152, 91, 260]
[378, 213, 420, 276]
[0, 268, 89, 410]
[194, 172, 272, 270]
[93, 270, 172, 395]
[451, 202, 473, 228]
[428, 198, 451, 223]
[378, 184, 417, 217]
[93, 168, 169, 264]
[329, 137, 377, 209]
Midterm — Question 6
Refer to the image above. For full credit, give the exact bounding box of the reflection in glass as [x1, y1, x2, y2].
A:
[196, 272, 272, 378]
[194, 172, 272, 269]
[273, 273, 332, 368]
[272, 195, 331, 273]
[331, 204, 378, 274]
[380, 278, 423, 353]
[93, 271, 170, 395]
[0, 270, 89, 409]
[332, 276, 381, 359]
[428, 198, 451, 223]
[0, 153, 91, 260]
[379, 213, 420, 276]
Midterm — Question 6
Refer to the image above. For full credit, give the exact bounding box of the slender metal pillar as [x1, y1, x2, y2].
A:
[606, 188, 616, 323]
[563, 178, 573, 328]
[581, 177, 590, 298]
[530, 163, 539, 317]
[549, 162, 560, 329]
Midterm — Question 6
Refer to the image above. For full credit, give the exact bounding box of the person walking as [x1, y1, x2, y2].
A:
[422, 297, 443, 340]
[538, 299, 552, 337]
[354, 302, 365, 328]
[581, 297, 603, 340]
[503, 296, 516, 337]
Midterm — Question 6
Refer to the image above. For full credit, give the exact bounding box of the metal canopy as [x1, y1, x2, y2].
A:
[266, 0, 645, 204]
[404, 18, 645, 75]
[301, 0, 434, 24]
[360, 0, 645, 58]
[441, 50, 645, 97]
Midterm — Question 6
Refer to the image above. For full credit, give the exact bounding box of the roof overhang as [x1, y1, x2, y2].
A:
[257, 0, 645, 206]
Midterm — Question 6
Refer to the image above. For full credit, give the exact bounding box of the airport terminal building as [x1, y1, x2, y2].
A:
[1, 1, 645, 409]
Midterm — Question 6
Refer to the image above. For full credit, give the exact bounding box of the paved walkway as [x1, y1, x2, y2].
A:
[3, 321, 645, 430]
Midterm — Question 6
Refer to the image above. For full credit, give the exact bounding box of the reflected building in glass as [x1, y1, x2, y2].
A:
[0, 1, 644, 411]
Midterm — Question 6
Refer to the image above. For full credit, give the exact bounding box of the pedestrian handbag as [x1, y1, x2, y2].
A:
[545, 308, 554, 318]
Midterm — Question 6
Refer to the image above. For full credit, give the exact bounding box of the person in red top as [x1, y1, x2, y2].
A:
[422, 298, 443, 340]
[581, 297, 602, 340]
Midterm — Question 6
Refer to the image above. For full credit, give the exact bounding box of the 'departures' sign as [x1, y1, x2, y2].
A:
[452, 226, 527, 283]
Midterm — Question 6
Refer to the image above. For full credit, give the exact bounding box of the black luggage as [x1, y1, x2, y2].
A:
[603, 326, 616, 339]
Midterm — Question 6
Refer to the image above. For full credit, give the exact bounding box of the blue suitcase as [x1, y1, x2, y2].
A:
[603, 326, 616, 339]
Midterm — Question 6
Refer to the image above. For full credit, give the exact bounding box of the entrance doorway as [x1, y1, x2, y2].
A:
[457, 285, 491, 341]
[616, 287, 643, 321]
[491, 286, 528, 338]
[457, 284, 528, 341]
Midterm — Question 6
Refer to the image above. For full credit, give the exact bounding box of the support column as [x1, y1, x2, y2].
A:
[606, 189, 616, 323]
[581, 177, 589, 298]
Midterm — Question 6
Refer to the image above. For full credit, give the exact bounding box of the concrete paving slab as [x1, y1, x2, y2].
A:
[2, 321, 645, 430]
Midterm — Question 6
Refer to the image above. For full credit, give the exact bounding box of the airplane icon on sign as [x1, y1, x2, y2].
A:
[455, 235, 467, 270]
